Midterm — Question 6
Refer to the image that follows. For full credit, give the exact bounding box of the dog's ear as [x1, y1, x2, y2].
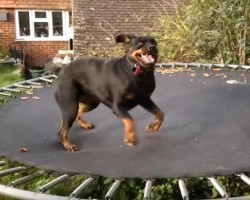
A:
[115, 34, 136, 44]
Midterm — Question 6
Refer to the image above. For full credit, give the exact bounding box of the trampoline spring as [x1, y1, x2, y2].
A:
[52, 74, 58, 78]
[0, 161, 5, 166]
[13, 84, 32, 89]
[37, 174, 69, 193]
[155, 63, 168, 67]
[208, 64, 213, 69]
[213, 63, 226, 68]
[2, 88, 22, 93]
[189, 62, 199, 68]
[241, 65, 250, 70]
[237, 173, 250, 186]
[178, 179, 189, 200]
[105, 179, 122, 200]
[0, 92, 14, 97]
[26, 81, 42, 86]
[0, 166, 26, 177]
[227, 64, 240, 70]
[208, 177, 229, 198]
[9, 170, 45, 188]
[143, 180, 153, 200]
[155, 62, 250, 71]
[69, 177, 95, 198]
[39, 77, 54, 83]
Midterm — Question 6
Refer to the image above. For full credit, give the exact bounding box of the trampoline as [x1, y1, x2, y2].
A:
[1, 63, 250, 199]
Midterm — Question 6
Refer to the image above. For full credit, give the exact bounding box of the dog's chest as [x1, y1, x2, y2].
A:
[123, 75, 155, 100]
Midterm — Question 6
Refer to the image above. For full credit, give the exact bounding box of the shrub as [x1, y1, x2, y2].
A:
[152, 0, 250, 64]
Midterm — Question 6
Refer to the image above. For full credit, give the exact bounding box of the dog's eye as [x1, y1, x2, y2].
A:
[138, 42, 143, 47]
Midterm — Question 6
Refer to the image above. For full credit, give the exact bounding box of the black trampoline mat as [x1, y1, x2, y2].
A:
[1, 69, 250, 178]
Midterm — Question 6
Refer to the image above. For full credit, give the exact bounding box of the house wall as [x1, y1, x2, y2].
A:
[73, 0, 188, 55]
[0, 0, 188, 66]
[0, 0, 72, 10]
[0, 0, 71, 67]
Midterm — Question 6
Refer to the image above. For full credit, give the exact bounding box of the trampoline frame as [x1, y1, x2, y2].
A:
[0, 62, 250, 200]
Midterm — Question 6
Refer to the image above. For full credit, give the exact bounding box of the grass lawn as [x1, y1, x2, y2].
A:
[0, 67, 23, 88]
[0, 67, 23, 108]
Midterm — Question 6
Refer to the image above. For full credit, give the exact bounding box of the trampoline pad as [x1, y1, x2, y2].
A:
[0, 69, 250, 178]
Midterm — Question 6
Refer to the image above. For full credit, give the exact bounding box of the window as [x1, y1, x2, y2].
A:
[15, 10, 70, 41]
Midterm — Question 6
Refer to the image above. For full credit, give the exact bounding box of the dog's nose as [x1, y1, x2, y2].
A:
[148, 45, 156, 51]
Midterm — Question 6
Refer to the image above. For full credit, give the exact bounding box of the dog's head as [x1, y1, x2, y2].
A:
[116, 34, 158, 70]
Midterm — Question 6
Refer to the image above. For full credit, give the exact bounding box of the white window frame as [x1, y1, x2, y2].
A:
[15, 10, 70, 41]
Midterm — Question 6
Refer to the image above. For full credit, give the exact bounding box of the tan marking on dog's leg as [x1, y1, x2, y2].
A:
[122, 118, 137, 146]
[59, 126, 77, 152]
[76, 103, 94, 130]
[125, 92, 135, 100]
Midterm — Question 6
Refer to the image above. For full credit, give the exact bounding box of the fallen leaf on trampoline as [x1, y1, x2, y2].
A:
[20, 96, 29, 100]
[203, 73, 211, 78]
[190, 73, 196, 77]
[20, 147, 29, 152]
[32, 96, 40, 100]
[226, 80, 245, 84]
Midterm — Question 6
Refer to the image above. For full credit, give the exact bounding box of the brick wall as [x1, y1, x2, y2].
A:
[0, 0, 71, 66]
[0, 0, 72, 10]
[73, 0, 188, 54]
[0, 0, 187, 66]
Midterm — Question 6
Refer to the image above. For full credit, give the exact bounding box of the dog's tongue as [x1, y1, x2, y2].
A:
[142, 54, 155, 63]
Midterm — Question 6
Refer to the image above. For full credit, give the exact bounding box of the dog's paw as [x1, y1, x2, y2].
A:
[63, 143, 78, 152]
[81, 122, 95, 130]
[77, 119, 95, 130]
[146, 121, 162, 132]
[124, 138, 137, 147]
[124, 134, 138, 147]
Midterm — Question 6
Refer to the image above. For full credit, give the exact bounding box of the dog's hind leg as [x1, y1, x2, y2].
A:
[76, 94, 100, 130]
[56, 89, 79, 152]
[76, 101, 99, 130]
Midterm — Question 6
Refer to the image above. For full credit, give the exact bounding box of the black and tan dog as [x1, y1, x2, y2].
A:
[55, 34, 164, 151]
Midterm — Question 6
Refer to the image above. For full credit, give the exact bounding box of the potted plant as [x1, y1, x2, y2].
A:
[29, 66, 45, 78]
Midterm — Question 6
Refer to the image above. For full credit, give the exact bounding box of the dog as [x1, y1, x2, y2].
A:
[55, 34, 164, 152]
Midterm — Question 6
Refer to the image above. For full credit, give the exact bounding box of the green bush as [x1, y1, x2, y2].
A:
[152, 0, 250, 64]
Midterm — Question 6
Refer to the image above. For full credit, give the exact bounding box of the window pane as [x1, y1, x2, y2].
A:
[52, 12, 63, 36]
[34, 22, 48, 37]
[35, 11, 46, 18]
[18, 11, 30, 36]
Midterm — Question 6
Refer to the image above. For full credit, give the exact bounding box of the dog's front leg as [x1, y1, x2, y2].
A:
[140, 97, 164, 132]
[113, 103, 138, 146]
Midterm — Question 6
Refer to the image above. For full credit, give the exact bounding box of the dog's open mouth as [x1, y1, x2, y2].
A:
[135, 54, 156, 65]
[131, 49, 157, 66]
[138, 54, 155, 64]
